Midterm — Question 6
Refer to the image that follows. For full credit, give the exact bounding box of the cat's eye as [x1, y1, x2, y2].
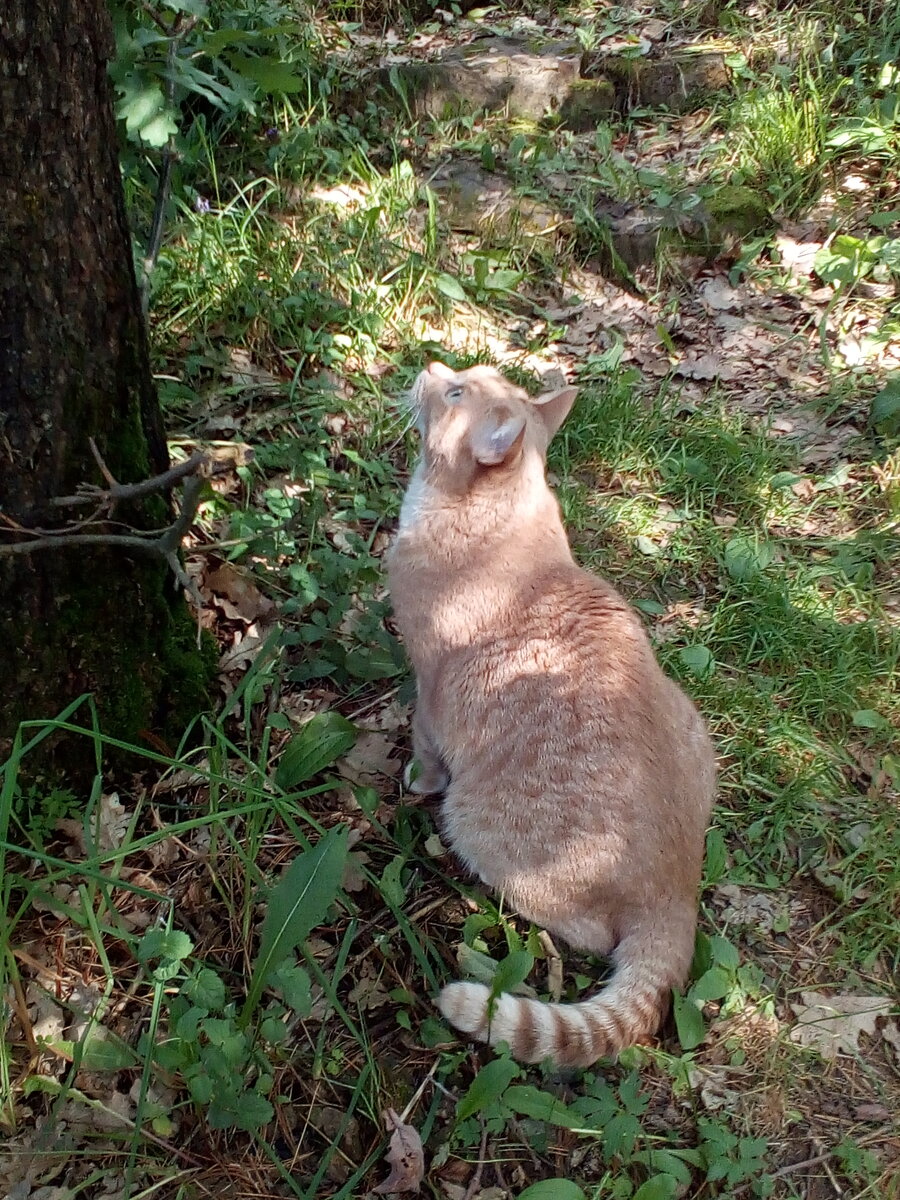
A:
[445, 386, 463, 403]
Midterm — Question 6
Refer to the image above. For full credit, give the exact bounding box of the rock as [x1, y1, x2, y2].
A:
[428, 160, 569, 240]
[704, 184, 771, 239]
[378, 36, 583, 122]
[560, 77, 616, 131]
[584, 43, 731, 112]
[586, 185, 772, 276]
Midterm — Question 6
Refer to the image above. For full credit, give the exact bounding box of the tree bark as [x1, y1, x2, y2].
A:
[0, 0, 213, 770]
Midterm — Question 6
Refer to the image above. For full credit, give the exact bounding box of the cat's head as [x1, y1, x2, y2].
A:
[409, 362, 578, 473]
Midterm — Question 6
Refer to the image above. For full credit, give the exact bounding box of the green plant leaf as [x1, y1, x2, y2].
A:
[724, 534, 773, 581]
[274, 712, 357, 789]
[709, 935, 740, 970]
[504, 1084, 583, 1129]
[456, 1056, 520, 1121]
[379, 854, 408, 906]
[870, 380, 900, 433]
[518, 1182, 586, 1200]
[268, 962, 312, 1016]
[852, 708, 889, 730]
[690, 965, 732, 1003]
[52, 1030, 136, 1072]
[136, 928, 193, 980]
[679, 644, 714, 678]
[633, 1174, 680, 1200]
[227, 53, 306, 94]
[241, 826, 348, 1023]
[672, 989, 706, 1051]
[435, 273, 468, 301]
[491, 949, 534, 997]
[344, 646, 403, 681]
[184, 968, 226, 1011]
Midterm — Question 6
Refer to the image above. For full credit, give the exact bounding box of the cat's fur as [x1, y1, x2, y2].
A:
[386, 362, 716, 1068]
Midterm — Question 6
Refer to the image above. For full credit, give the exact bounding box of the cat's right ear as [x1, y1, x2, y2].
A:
[533, 386, 578, 440]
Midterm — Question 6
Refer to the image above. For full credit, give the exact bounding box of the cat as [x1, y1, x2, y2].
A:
[386, 361, 717, 1069]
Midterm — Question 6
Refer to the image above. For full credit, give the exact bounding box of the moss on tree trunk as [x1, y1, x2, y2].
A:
[0, 0, 215, 774]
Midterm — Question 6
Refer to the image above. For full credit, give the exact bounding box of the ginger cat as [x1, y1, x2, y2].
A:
[386, 362, 716, 1069]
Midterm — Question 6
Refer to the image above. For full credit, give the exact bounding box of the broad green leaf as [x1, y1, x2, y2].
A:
[633, 1174, 680, 1200]
[704, 827, 727, 885]
[456, 943, 505, 987]
[184, 968, 226, 1011]
[260, 1016, 287, 1044]
[344, 646, 403, 681]
[435, 273, 468, 301]
[871, 380, 900, 433]
[379, 854, 408, 907]
[51, 1030, 136, 1072]
[690, 965, 732, 1003]
[709, 935, 740, 970]
[242, 826, 347, 1023]
[724, 534, 773, 581]
[518, 1182, 586, 1200]
[672, 989, 705, 1051]
[137, 928, 193, 966]
[174, 1006, 206, 1041]
[504, 1084, 583, 1129]
[679, 644, 714, 678]
[274, 712, 357, 789]
[491, 949, 534, 997]
[456, 1056, 520, 1120]
[227, 53, 307, 94]
[633, 1149, 694, 1186]
[852, 708, 889, 730]
[268, 962, 312, 1016]
[234, 1091, 275, 1131]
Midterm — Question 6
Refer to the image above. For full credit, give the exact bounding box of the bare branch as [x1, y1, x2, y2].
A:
[89, 437, 118, 488]
[52, 452, 207, 508]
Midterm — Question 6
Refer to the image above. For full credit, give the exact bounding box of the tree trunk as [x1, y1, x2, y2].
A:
[0, 0, 213, 771]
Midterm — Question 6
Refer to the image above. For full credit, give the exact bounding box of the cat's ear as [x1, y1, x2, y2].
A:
[470, 410, 527, 466]
[533, 386, 578, 439]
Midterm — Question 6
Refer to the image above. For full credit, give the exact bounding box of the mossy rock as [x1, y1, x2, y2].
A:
[369, 37, 584, 122]
[585, 185, 772, 280]
[584, 43, 732, 112]
[429, 160, 570, 241]
[704, 185, 772, 239]
[559, 78, 616, 132]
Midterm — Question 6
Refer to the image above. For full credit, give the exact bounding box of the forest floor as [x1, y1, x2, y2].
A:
[2, 2, 899, 1199]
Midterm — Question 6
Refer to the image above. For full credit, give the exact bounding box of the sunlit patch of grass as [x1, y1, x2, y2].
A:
[552, 370, 900, 980]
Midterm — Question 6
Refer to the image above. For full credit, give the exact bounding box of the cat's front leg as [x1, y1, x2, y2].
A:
[404, 706, 450, 795]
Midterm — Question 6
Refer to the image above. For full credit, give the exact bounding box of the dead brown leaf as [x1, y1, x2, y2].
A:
[206, 562, 276, 623]
[374, 1108, 425, 1194]
[338, 732, 401, 785]
[790, 992, 897, 1059]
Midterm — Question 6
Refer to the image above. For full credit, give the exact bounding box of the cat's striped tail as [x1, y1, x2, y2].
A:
[437, 932, 687, 1068]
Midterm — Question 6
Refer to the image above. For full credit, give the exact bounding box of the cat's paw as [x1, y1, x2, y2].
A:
[404, 760, 449, 795]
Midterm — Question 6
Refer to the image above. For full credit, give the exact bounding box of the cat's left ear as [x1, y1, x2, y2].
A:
[532, 386, 578, 440]
[470, 409, 527, 466]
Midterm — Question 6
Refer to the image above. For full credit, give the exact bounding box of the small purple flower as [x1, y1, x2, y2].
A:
[265, 126, 280, 142]
[194, 195, 211, 214]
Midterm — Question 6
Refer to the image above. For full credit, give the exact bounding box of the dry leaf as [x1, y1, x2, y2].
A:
[674, 352, 735, 381]
[338, 732, 401, 784]
[341, 850, 370, 892]
[701, 277, 743, 311]
[56, 793, 131, 854]
[374, 1108, 425, 1194]
[206, 562, 276, 623]
[790, 992, 895, 1059]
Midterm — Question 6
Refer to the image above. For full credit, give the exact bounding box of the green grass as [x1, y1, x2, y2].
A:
[4, 0, 900, 1197]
